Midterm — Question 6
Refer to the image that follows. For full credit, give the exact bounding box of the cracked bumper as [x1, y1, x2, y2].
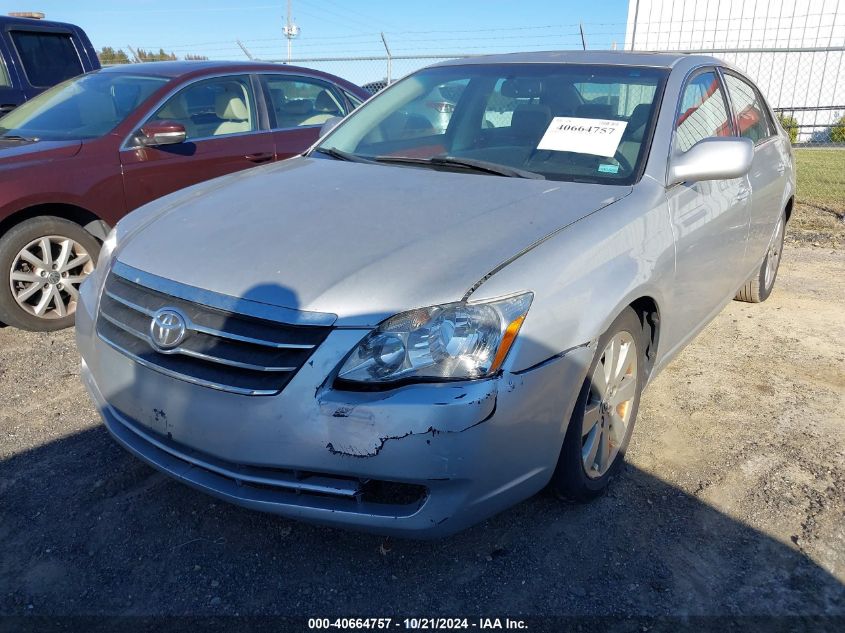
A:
[76, 296, 592, 538]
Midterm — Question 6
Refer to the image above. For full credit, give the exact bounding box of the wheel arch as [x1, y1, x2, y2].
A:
[784, 195, 794, 223]
[0, 203, 111, 242]
[627, 295, 660, 381]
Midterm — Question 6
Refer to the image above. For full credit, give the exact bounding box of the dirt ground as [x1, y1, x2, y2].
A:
[0, 229, 843, 620]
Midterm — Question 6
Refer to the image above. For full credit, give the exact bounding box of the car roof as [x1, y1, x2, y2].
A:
[433, 50, 722, 69]
[97, 60, 330, 79]
[0, 14, 83, 30]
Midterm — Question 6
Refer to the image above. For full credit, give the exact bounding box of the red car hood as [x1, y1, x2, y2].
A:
[0, 139, 82, 168]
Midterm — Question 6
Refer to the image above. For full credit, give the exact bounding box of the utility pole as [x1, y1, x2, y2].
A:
[380, 32, 392, 85]
[283, 0, 300, 63]
[236, 39, 254, 60]
[127, 45, 140, 63]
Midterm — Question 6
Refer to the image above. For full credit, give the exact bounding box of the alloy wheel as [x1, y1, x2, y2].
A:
[9, 235, 94, 320]
[764, 216, 785, 290]
[582, 331, 638, 479]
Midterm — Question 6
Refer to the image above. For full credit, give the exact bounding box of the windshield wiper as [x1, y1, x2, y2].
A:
[374, 155, 544, 179]
[310, 147, 374, 163]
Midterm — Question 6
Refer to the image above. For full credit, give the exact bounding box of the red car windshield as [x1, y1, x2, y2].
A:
[0, 72, 168, 141]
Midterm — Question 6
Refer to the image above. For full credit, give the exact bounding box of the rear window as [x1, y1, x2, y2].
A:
[11, 30, 84, 88]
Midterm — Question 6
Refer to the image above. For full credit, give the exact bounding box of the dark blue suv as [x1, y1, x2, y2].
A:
[0, 14, 99, 115]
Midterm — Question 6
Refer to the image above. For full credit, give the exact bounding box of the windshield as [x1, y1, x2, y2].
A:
[316, 63, 668, 184]
[0, 72, 169, 141]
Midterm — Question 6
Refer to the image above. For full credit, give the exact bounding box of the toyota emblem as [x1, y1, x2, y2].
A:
[149, 308, 188, 350]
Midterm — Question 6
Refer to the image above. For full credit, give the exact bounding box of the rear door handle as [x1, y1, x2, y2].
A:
[776, 163, 786, 174]
[0, 104, 15, 115]
[245, 152, 273, 164]
[735, 188, 751, 203]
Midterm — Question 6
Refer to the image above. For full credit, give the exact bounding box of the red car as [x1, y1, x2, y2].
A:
[0, 61, 368, 331]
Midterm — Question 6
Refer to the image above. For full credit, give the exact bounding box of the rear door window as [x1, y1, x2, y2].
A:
[723, 73, 774, 144]
[11, 30, 83, 88]
[263, 75, 347, 129]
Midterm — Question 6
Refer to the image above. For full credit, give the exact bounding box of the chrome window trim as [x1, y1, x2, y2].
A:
[120, 72, 262, 151]
[120, 69, 350, 151]
[111, 261, 337, 327]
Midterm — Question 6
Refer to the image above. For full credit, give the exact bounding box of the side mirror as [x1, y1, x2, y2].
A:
[137, 121, 187, 147]
[319, 116, 343, 137]
[668, 137, 754, 185]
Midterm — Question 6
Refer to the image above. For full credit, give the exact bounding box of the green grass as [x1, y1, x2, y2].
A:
[794, 148, 845, 210]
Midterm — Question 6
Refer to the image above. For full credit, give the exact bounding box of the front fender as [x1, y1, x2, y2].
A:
[468, 179, 674, 374]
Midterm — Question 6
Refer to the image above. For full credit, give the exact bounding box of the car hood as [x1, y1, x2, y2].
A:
[117, 157, 631, 326]
[0, 139, 82, 167]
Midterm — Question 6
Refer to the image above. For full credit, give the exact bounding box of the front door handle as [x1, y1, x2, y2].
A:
[776, 162, 786, 175]
[245, 152, 273, 164]
[0, 104, 15, 115]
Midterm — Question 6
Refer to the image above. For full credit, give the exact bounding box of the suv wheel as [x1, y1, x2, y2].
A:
[0, 216, 100, 331]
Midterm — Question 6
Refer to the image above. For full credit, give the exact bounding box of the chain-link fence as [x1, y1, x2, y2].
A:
[103, 2, 844, 209]
[274, 46, 843, 209]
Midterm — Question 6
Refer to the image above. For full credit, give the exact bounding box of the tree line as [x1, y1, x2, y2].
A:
[98, 47, 209, 65]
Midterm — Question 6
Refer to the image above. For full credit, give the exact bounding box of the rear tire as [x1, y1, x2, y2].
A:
[735, 212, 786, 304]
[550, 307, 646, 502]
[0, 216, 100, 331]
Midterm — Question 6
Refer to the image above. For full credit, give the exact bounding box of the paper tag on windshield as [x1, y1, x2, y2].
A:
[538, 117, 628, 157]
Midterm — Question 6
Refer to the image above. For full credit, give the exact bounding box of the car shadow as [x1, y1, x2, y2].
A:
[2, 280, 843, 621]
[0, 423, 842, 619]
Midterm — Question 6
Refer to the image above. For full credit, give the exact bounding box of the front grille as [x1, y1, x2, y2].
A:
[96, 268, 331, 395]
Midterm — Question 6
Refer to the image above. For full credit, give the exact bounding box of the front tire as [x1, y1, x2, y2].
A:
[550, 307, 646, 502]
[735, 212, 786, 303]
[0, 216, 100, 331]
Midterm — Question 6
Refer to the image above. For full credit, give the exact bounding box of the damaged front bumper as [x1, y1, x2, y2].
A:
[76, 293, 592, 538]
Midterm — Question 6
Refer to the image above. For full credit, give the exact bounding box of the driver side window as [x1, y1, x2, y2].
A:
[675, 71, 732, 152]
[147, 75, 257, 141]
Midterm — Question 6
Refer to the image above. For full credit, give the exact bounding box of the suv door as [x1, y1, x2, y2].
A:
[0, 44, 23, 114]
[722, 70, 788, 271]
[121, 74, 276, 210]
[664, 68, 752, 346]
[260, 74, 349, 159]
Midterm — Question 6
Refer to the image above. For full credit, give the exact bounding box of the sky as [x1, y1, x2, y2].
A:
[5, 0, 632, 60]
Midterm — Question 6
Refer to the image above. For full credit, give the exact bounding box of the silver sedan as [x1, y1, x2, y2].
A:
[76, 51, 794, 537]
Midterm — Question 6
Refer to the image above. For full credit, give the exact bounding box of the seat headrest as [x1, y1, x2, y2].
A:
[269, 87, 285, 105]
[314, 90, 340, 113]
[576, 103, 614, 120]
[510, 104, 552, 141]
[624, 103, 651, 142]
[215, 87, 249, 121]
[281, 99, 313, 115]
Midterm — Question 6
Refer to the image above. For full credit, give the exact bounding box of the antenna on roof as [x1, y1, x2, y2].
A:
[283, 0, 300, 63]
[579, 23, 588, 50]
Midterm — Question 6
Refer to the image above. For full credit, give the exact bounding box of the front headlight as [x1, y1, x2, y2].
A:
[337, 292, 533, 385]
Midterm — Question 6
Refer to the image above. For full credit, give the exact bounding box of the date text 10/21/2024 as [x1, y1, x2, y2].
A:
[307, 618, 529, 630]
